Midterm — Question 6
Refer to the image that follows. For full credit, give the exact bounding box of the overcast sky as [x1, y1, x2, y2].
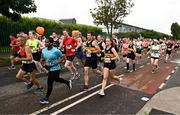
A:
[25, 0, 180, 35]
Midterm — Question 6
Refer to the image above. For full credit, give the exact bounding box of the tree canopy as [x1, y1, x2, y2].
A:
[90, 0, 134, 37]
[171, 22, 180, 40]
[0, 0, 37, 21]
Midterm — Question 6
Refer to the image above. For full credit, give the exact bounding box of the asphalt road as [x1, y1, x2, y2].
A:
[0, 52, 179, 114]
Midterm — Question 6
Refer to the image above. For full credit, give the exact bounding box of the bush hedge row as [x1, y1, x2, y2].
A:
[0, 16, 102, 46]
[117, 30, 170, 40]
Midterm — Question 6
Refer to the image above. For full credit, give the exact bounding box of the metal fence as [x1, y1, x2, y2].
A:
[0, 47, 11, 53]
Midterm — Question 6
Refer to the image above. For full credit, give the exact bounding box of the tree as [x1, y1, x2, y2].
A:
[0, 0, 37, 21]
[171, 22, 180, 40]
[90, 0, 134, 38]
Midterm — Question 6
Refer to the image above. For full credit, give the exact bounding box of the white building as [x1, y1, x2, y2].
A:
[102, 23, 148, 33]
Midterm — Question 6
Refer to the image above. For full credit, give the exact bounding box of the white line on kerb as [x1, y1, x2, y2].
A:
[166, 75, 171, 80]
[158, 83, 165, 89]
[30, 84, 101, 115]
[50, 84, 114, 115]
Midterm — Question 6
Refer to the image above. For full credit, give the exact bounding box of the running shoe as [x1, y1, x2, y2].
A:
[151, 69, 155, 74]
[26, 83, 34, 90]
[8, 66, 16, 70]
[40, 97, 49, 104]
[70, 73, 75, 80]
[67, 80, 72, 90]
[127, 69, 130, 72]
[98, 90, 105, 96]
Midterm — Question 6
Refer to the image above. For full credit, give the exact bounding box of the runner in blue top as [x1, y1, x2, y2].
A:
[39, 37, 72, 104]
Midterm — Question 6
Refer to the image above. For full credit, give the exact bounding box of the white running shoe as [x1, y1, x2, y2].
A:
[68, 80, 72, 90]
[98, 90, 105, 96]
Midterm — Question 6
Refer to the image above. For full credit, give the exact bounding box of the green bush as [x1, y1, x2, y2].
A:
[0, 16, 102, 46]
[117, 30, 170, 39]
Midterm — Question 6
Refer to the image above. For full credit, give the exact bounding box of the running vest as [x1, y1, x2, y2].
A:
[167, 44, 173, 51]
[122, 44, 129, 55]
[128, 44, 135, 54]
[86, 40, 97, 58]
[18, 46, 33, 64]
[151, 45, 160, 58]
[161, 43, 166, 49]
[27, 39, 39, 53]
[53, 38, 60, 48]
[104, 46, 115, 63]
[19, 47, 27, 58]
[136, 43, 142, 52]
[97, 41, 104, 57]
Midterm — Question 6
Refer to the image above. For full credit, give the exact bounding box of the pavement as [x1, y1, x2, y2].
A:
[137, 53, 180, 115]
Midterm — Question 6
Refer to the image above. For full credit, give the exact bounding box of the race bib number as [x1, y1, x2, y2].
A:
[97, 53, 101, 57]
[167, 48, 171, 51]
[104, 58, 111, 63]
[66, 45, 72, 49]
[86, 52, 91, 57]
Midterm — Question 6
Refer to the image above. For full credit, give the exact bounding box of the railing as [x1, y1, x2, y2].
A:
[0, 47, 11, 53]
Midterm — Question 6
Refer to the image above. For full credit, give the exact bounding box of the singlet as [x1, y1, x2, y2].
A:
[10, 38, 20, 52]
[128, 44, 135, 54]
[104, 46, 115, 63]
[63, 37, 76, 56]
[97, 41, 105, 57]
[27, 39, 39, 53]
[19, 47, 27, 58]
[135, 42, 142, 51]
[121, 43, 129, 55]
[53, 37, 60, 48]
[151, 45, 160, 58]
[86, 40, 97, 58]
[18, 46, 33, 64]
[161, 43, 166, 49]
[166, 44, 173, 51]
[76, 37, 83, 51]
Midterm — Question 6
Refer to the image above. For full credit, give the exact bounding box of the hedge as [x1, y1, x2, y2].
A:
[117, 30, 170, 40]
[0, 16, 102, 46]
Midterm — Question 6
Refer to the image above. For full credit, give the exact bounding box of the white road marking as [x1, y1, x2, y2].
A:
[30, 74, 124, 115]
[158, 83, 165, 89]
[30, 84, 101, 115]
[166, 75, 171, 80]
[139, 65, 144, 68]
[50, 84, 114, 115]
[171, 70, 175, 74]
[119, 74, 124, 77]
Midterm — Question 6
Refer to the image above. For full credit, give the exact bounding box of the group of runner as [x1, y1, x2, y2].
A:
[8, 28, 179, 104]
